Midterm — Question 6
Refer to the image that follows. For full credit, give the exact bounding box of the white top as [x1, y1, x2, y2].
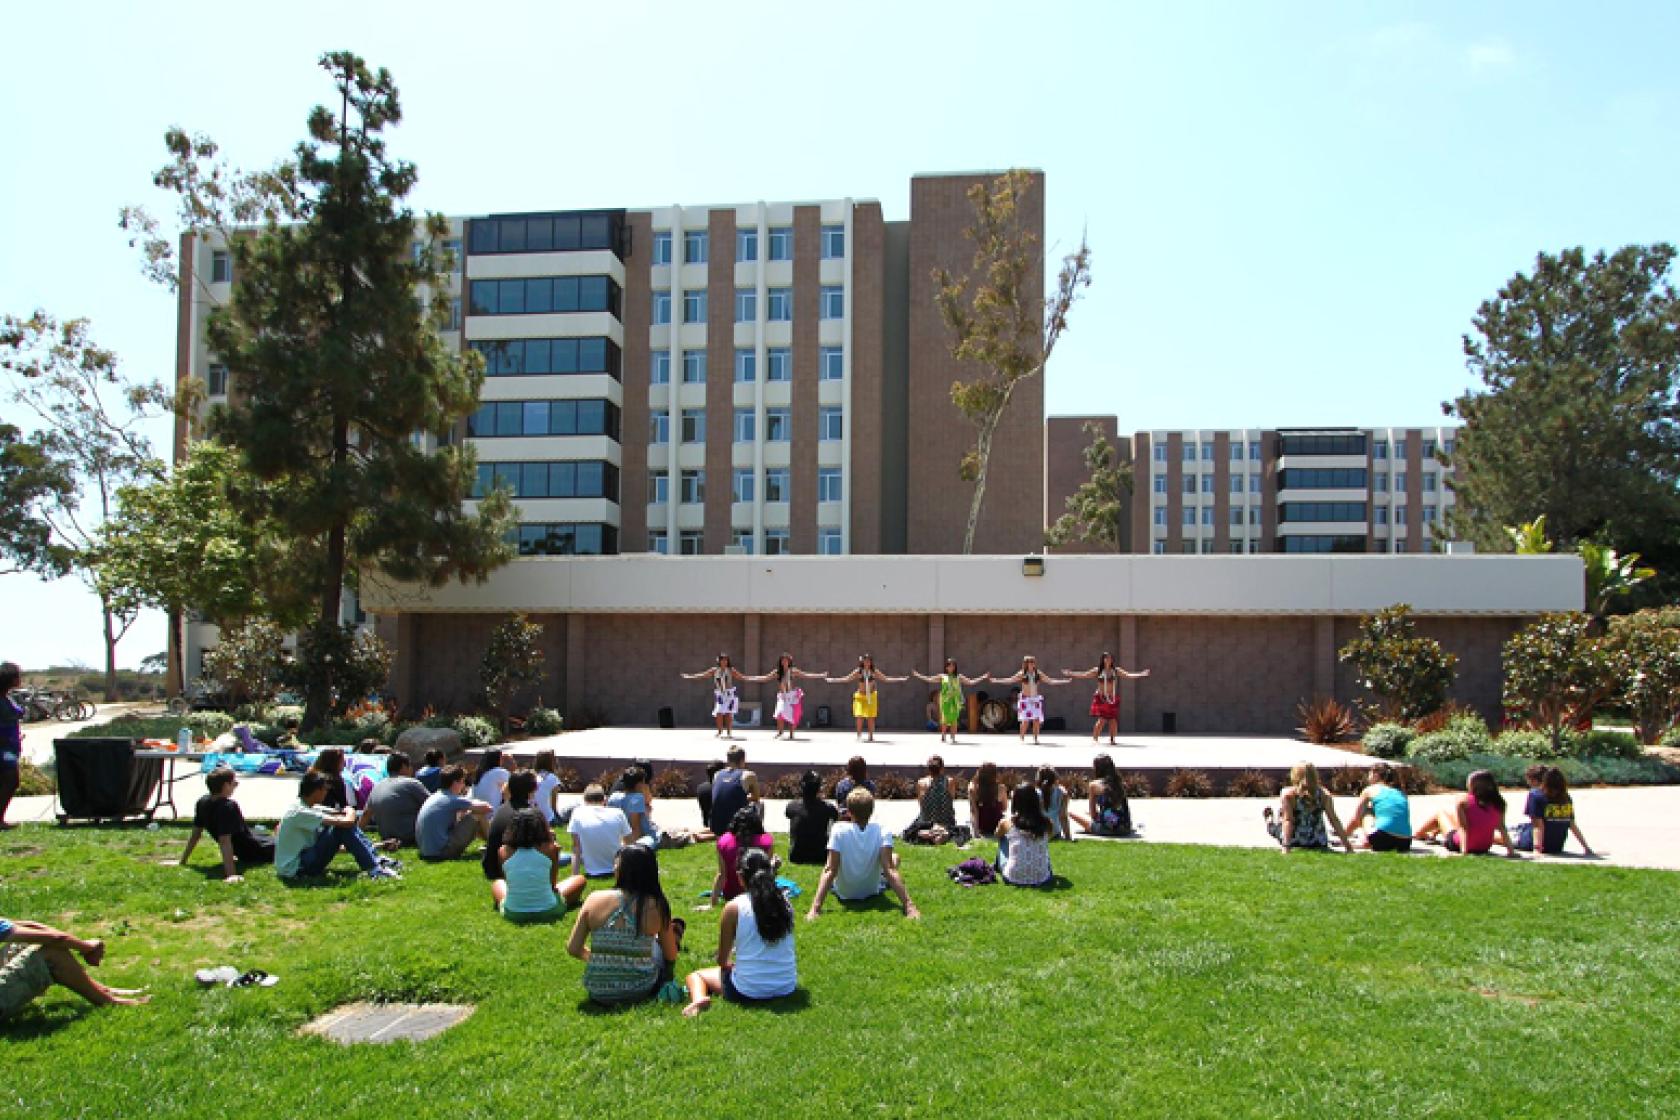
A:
[828, 821, 891, 900]
[533, 771, 561, 824]
[729, 896, 797, 999]
[472, 767, 510, 811]
[567, 804, 631, 876]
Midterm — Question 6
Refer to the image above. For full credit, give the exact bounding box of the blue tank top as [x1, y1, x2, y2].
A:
[1371, 785, 1411, 837]
[501, 847, 559, 915]
[709, 768, 748, 835]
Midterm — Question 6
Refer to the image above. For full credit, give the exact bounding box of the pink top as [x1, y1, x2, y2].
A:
[1460, 798, 1502, 853]
[716, 831, 774, 898]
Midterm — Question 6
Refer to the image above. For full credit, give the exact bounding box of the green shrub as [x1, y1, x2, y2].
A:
[525, 707, 563, 736]
[453, 715, 500, 751]
[1362, 722, 1415, 759]
[1406, 714, 1491, 763]
[184, 711, 235, 738]
[1663, 725, 1680, 749]
[1568, 728, 1641, 760]
[1425, 753, 1532, 789]
[1587, 755, 1680, 785]
[1550, 758, 1602, 787]
[18, 759, 55, 795]
[1489, 730, 1560, 760]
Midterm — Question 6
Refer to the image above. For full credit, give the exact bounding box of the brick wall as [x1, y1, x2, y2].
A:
[704, 209, 737, 552]
[1333, 615, 1522, 725]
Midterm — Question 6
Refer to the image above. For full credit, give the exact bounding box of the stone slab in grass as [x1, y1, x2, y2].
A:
[301, 1001, 474, 1044]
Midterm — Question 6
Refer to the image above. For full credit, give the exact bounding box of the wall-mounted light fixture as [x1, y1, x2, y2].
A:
[1021, 555, 1045, 577]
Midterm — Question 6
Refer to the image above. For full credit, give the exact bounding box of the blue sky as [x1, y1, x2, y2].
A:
[3, 0, 1677, 670]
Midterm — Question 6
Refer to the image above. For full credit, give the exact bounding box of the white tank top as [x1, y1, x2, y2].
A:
[730, 896, 797, 999]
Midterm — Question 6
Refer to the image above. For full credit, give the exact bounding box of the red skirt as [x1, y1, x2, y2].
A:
[1090, 693, 1119, 720]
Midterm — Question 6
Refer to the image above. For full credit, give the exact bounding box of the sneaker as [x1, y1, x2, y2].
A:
[367, 867, 402, 882]
[378, 856, 404, 873]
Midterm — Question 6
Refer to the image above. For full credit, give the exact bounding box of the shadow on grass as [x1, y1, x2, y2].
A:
[279, 868, 374, 889]
[0, 998, 95, 1040]
[576, 987, 813, 1016]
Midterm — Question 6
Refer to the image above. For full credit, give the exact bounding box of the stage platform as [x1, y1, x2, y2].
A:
[484, 726, 1372, 790]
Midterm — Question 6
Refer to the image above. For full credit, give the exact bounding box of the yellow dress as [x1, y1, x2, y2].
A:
[852, 682, 879, 718]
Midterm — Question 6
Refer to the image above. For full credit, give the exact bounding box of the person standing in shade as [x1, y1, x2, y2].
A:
[827, 654, 907, 743]
[172, 766, 274, 881]
[910, 660, 989, 745]
[741, 653, 828, 740]
[785, 770, 839, 864]
[680, 653, 746, 739]
[990, 656, 1069, 744]
[706, 746, 760, 837]
[0, 662, 23, 830]
[1064, 651, 1148, 745]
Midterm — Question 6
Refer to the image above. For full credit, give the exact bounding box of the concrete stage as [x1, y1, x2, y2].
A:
[484, 726, 1371, 788]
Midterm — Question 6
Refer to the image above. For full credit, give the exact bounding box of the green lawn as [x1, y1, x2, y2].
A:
[4, 825, 1679, 1119]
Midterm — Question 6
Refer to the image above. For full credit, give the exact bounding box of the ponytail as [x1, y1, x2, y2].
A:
[738, 848, 791, 944]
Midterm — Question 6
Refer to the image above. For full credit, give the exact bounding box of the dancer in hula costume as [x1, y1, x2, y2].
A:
[1064, 651, 1149, 745]
[910, 659, 990, 744]
[680, 654, 746, 739]
[827, 654, 907, 743]
[741, 653, 828, 740]
[990, 655, 1069, 745]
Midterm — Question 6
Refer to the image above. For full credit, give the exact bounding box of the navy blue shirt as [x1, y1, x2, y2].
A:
[0, 695, 21, 769]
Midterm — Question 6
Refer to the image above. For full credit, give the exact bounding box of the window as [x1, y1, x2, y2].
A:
[768, 227, 792, 261]
[514, 523, 615, 556]
[680, 469, 705, 504]
[442, 238, 462, 272]
[1395, 439, 1408, 457]
[1181, 507, 1196, 526]
[764, 530, 790, 555]
[734, 288, 757, 323]
[767, 348, 791, 382]
[1201, 506, 1214, 526]
[679, 530, 704, 556]
[1182, 443, 1196, 462]
[764, 468, 790, 503]
[733, 408, 755, 443]
[765, 408, 791, 441]
[650, 349, 670, 385]
[1375, 506, 1389, 525]
[1200, 474, 1214, 494]
[1153, 444, 1167, 462]
[819, 528, 842, 554]
[1229, 506, 1244, 525]
[652, 292, 672, 325]
[683, 290, 707, 324]
[446, 297, 461, 332]
[652, 232, 673, 265]
[1248, 440, 1261, 460]
[1396, 472, 1408, 491]
[1277, 433, 1367, 456]
[1422, 473, 1438, 492]
[648, 472, 669, 504]
[1249, 472, 1260, 494]
[1422, 505, 1438, 524]
[737, 228, 758, 262]
[1201, 442, 1214, 461]
[682, 349, 707, 384]
[1231, 442, 1244, 460]
[732, 468, 755, 503]
[731, 529, 755, 554]
[819, 407, 843, 441]
[818, 467, 842, 503]
[819, 347, 843, 381]
[1249, 506, 1262, 525]
[472, 460, 618, 500]
[1228, 540, 1244, 554]
[1154, 507, 1167, 526]
[1152, 474, 1167, 494]
[648, 530, 668, 555]
[468, 276, 622, 317]
[468, 400, 620, 439]
[1281, 535, 1366, 554]
[1230, 474, 1244, 493]
[821, 225, 844, 259]
[1182, 475, 1196, 495]
[684, 230, 708, 264]
[1444, 439, 1456, 457]
[1277, 467, 1367, 489]
[649, 413, 669, 445]
[1201, 539, 1216, 554]
[1373, 441, 1388, 461]
[211, 250, 232, 284]
[1152, 541, 1166, 555]
[734, 349, 756, 382]
[468, 212, 624, 258]
[472, 338, 621, 379]
[1396, 506, 1409, 526]
[681, 409, 705, 443]
[767, 288, 792, 322]
[1182, 541, 1196, 554]
[820, 286, 843, 319]
[207, 364, 229, 396]
[1374, 473, 1388, 493]
[1278, 502, 1368, 522]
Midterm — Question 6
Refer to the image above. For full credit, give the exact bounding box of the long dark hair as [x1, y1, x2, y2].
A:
[533, 749, 556, 776]
[1092, 754, 1121, 791]
[1009, 783, 1051, 838]
[0, 662, 20, 693]
[975, 761, 1000, 801]
[505, 807, 547, 850]
[1036, 766, 1059, 808]
[615, 843, 671, 929]
[729, 804, 765, 844]
[313, 747, 344, 776]
[1541, 767, 1571, 805]
[1467, 769, 1506, 812]
[776, 653, 793, 682]
[473, 748, 504, 785]
[738, 848, 791, 944]
[1098, 651, 1115, 672]
[799, 769, 823, 801]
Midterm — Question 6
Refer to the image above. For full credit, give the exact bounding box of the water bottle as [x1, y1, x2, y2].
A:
[177, 727, 193, 754]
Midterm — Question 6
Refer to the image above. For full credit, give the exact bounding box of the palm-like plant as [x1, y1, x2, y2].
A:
[1580, 540, 1655, 621]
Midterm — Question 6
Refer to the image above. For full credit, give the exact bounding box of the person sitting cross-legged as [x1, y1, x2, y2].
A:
[276, 771, 400, 882]
[171, 766, 274, 882]
[0, 917, 149, 1012]
[360, 753, 430, 849]
[567, 844, 683, 1006]
[559, 784, 632, 907]
[806, 789, 920, 920]
[490, 808, 566, 921]
[415, 765, 493, 862]
[682, 849, 797, 1016]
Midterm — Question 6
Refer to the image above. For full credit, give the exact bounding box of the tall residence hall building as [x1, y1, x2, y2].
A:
[174, 171, 1580, 733]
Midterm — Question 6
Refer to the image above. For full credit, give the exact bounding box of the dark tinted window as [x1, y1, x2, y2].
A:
[512, 522, 617, 555]
[468, 212, 626, 259]
[1280, 535, 1368, 553]
[467, 277, 621, 317]
[471, 338, 621, 380]
[1278, 433, 1367, 457]
[1279, 502, 1368, 522]
[1277, 468, 1367, 490]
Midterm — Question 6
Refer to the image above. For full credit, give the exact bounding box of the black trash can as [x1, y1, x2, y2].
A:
[53, 738, 159, 822]
[1162, 712, 1177, 734]
[657, 706, 675, 729]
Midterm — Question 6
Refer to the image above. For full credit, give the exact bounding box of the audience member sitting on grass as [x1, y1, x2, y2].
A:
[1086, 754, 1134, 837]
[0, 917, 149, 1011]
[415, 765, 493, 861]
[609, 764, 655, 844]
[490, 808, 565, 921]
[309, 748, 356, 811]
[562, 784, 632, 902]
[969, 762, 1008, 842]
[1516, 766, 1595, 857]
[532, 749, 562, 825]
[1264, 763, 1357, 854]
[276, 771, 400, 881]
[696, 760, 725, 825]
[709, 805, 775, 909]
[707, 747, 760, 836]
[807, 789, 920, 920]
[785, 770, 838, 864]
[1037, 766, 1084, 841]
[1415, 770, 1519, 857]
[483, 770, 554, 881]
[683, 849, 797, 1017]
[471, 749, 511, 812]
[997, 784, 1055, 888]
[361, 754, 429, 848]
[904, 755, 959, 845]
[1345, 763, 1413, 852]
[171, 766, 274, 882]
[567, 844, 683, 1006]
[1, 661, 21, 830]
[274, 715, 304, 751]
[415, 748, 446, 793]
[834, 755, 875, 817]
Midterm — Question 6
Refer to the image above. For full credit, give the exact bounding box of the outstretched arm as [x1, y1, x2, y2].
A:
[807, 851, 840, 919]
[994, 671, 1024, 685]
[826, 669, 862, 685]
[1064, 667, 1098, 680]
[794, 668, 829, 681]
[961, 672, 991, 685]
[679, 669, 714, 680]
[736, 670, 774, 683]
[909, 670, 940, 684]
[1121, 667, 1151, 679]
[1039, 674, 1072, 686]
[876, 672, 910, 684]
